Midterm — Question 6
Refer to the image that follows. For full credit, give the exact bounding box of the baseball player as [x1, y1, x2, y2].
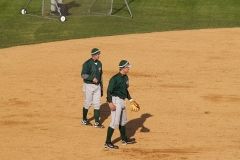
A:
[104, 60, 140, 149]
[81, 48, 104, 128]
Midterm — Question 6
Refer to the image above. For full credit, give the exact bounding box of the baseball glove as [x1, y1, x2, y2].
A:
[130, 99, 140, 112]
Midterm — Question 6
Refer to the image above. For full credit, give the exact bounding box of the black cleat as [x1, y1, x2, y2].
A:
[104, 142, 119, 149]
[94, 122, 104, 128]
[81, 119, 92, 126]
[121, 138, 136, 145]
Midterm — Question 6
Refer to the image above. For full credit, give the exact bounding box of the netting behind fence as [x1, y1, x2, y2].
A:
[21, 0, 133, 21]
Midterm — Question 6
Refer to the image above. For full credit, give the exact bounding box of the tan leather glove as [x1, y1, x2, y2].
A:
[130, 99, 140, 112]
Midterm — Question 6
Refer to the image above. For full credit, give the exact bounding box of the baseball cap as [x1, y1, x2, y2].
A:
[91, 48, 101, 55]
[119, 60, 131, 68]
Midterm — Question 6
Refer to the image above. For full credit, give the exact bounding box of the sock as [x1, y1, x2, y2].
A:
[83, 108, 88, 120]
[106, 127, 114, 143]
[94, 109, 100, 123]
[119, 125, 127, 141]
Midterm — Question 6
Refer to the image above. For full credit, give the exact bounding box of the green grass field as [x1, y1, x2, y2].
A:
[0, 0, 240, 48]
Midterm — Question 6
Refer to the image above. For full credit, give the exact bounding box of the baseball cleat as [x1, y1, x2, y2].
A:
[104, 142, 119, 149]
[94, 122, 104, 128]
[81, 119, 92, 126]
[121, 138, 136, 145]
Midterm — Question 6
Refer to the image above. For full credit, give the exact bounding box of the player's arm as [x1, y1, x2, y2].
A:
[126, 76, 132, 100]
[100, 63, 103, 87]
[126, 90, 132, 101]
[107, 78, 115, 103]
[100, 70, 103, 96]
[81, 63, 95, 81]
[107, 78, 116, 111]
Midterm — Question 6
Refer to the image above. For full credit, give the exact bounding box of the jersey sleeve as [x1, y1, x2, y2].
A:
[100, 62, 103, 84]
[100, 63, 103, 90]
[126, 90, 132, 100]
[107, 77, 115, 103]
[126, 76, 132, 100]
[81, 62, 94, 81]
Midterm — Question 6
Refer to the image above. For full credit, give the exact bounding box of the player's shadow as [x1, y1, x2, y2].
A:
[88, 103, 110, 124]
[112, 113, 153, 144]
[100, 103, 111, 124]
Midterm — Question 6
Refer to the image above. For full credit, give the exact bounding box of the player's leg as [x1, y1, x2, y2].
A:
[92, 84, 103, 128]
[120, 102, 135, 145]
[105, 96, 122, 149]
[82, 83, 93, 125]
[119, 109, 127, 142]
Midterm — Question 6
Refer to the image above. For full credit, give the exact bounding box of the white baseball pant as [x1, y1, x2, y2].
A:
[83, 83, 101, 110]
[109, 96, 127, 129]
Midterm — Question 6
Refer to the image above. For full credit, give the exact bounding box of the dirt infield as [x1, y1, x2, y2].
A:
[0, 28, 240, 160]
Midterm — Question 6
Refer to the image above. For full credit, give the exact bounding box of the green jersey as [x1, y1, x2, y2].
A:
[107, 73, 132, 102]
[81, 58, 102, 85]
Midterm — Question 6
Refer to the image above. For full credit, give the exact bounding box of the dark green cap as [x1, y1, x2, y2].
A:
[91, 48, 101, 55]
[119, 60, 131, 68]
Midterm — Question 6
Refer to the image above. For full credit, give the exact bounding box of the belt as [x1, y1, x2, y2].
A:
[84, 82, 100, 85]
[114, 96, 125, 100]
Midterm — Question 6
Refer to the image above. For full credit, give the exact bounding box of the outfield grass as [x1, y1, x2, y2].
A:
[0, 0, 240, 48]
